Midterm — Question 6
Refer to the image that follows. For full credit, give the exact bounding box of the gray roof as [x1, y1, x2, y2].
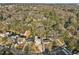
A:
[51, 47, 72, 55]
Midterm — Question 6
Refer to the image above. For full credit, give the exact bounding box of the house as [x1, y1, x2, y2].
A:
[48, 35, 55, 41]
[0, 33, 5, 37]
[43, 39, 50, 45]
[42, 39, 52, 53]
[51, 47, 72, 55]
[34, 36, 43, 53]
[26, 38, 34, 43]
[34, 36, 42, 46]
[24, 30, 31, 38]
